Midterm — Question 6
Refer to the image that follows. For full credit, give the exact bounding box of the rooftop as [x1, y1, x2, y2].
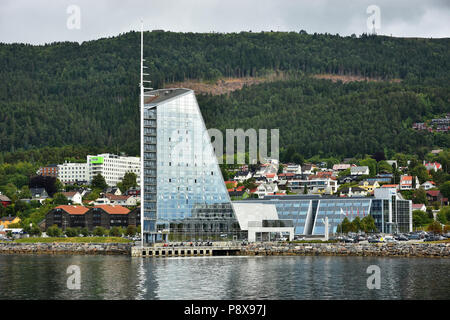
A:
[144, 88, 192, 105]
[55, 205, 89, 215]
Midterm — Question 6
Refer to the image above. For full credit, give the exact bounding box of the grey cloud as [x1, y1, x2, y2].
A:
[0, 0, 448, 44]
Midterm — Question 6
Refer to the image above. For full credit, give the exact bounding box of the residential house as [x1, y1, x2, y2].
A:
[283, 164, 302, 175]
[61, 191, 83, 204]
[104, 187, 122, 196]
[265, 173, 278, 183]
[233, 171, 252, 182]
[103, 194, 138, 206]
[424, 162, 442, 172]
[381, 184, 399, 191]
[350, 166, 370, 176]
[254, 184, 279, 198]
[412, 204, 426, 212]
[288, 177, 338, 194]
[399, 175, 420, 190]
[125, 187, 140, 196]
[358, 180, 380, 193]
[339, 187, 368, 197]
[421, 181, 436, 190]
[332, 164, 351, 171]
[0, 216, 21, 228]
[431, 149, 443, 155]
[301, 164, 314, 175]
[30, 188, 49, 202]
[426, 190, 448, 206]
[0, 194, 12, 207]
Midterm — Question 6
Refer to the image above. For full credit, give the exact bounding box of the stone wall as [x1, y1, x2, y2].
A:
[240, 242, 450, 258]
[1, 242, 449, 257]
[0, 242, 132, 255]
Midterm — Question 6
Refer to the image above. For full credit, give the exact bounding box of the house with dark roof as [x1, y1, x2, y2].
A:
[30, 188, 49, 200]
[426, 190, 448, 206]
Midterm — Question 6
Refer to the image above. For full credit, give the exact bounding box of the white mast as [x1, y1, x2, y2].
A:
[140, 20, 154, 247]
[140, 19, 144, 247]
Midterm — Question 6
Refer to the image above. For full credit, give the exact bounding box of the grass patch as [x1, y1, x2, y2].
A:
[13, 237, 132, 243]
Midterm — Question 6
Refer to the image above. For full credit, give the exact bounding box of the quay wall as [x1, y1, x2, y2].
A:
[239, 242, 450, 258]
[0, 242, 132, 255]
[0, 242, 449, 257]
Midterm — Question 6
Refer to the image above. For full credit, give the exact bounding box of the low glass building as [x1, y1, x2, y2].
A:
[234, 188, 412, 235]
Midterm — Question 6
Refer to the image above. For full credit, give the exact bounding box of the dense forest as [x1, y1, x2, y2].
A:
[199, 78, 450, 159]
[0, 30, 449, 158]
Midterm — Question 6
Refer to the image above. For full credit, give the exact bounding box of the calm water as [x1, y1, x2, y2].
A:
[0, 254, 448, 300]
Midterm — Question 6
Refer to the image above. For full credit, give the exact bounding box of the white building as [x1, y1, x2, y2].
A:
[61, 191, 83, 204]
[58, 162, 89, 184]
[421, 181, 436, 190]
[283, 164, 302, 175]
[87, 154, 141, 187]
[351, 166, 370, 176]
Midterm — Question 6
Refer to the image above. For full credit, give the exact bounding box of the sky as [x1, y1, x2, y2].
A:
[0, 0, 449, 44]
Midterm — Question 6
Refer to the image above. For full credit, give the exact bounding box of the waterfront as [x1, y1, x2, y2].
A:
[0, 255, 449, 300]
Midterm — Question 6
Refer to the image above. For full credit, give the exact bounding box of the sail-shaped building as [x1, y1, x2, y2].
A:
[141, 88, 244, 244]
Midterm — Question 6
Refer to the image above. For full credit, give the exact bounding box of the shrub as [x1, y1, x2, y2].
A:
[109, 227, 121, 237]
[126, 225, 137, 236]
[46, 225, 62, 237]
[93, 226, 106, 236]
[64, 227, 78, 237]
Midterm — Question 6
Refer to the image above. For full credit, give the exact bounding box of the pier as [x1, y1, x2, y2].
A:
[131, 245, 242, 257]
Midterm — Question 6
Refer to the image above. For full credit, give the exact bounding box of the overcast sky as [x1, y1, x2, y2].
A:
[0, 0, 449, 44]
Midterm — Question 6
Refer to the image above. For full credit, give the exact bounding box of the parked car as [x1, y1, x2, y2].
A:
[368, 237, 381, 243]
[408, 234, 421, 240]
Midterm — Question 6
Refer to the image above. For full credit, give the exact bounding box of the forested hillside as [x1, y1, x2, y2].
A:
[199, 78, 449, 159]
[0, 31, 449, 157]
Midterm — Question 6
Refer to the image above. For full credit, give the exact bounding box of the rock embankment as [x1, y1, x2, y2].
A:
[240, 242, 450, 258]
[0, 242, 132, 255]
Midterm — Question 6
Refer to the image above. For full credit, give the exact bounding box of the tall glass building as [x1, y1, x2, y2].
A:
[142, 88, 243, 244]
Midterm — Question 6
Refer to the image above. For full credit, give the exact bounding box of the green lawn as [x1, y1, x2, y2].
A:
[13, 237, 132, 243]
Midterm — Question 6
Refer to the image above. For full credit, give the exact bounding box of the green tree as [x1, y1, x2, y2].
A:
[427, 220, 443, 234]
[91, 174, 107, 191]
[117, 172, 137, 193]
[53, 193, 69, 205]
[412, 188, 428, 205]
[413, 210, 432, 228]
[439, 181, 450, 199]
[126, 225, 137, 236]
[46, 225, 62, 237]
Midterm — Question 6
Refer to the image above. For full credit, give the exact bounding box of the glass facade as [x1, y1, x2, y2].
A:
[143, 89, 242, 243]
[235, 195, 412, 235]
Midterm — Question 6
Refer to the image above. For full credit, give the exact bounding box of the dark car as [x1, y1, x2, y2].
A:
[368, 237, 380, 243]
[408, 234, 421, 240]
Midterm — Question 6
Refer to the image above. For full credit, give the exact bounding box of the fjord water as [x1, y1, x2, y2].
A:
[0, 255, 448, 300]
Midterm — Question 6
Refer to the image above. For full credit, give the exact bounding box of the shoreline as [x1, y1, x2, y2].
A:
[1, 242, 449, 258]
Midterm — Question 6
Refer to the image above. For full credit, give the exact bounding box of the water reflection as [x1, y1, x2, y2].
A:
[0, 255, 448, 300]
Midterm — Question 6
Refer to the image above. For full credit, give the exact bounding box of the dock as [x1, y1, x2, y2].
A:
[131, 245, 242, 257]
